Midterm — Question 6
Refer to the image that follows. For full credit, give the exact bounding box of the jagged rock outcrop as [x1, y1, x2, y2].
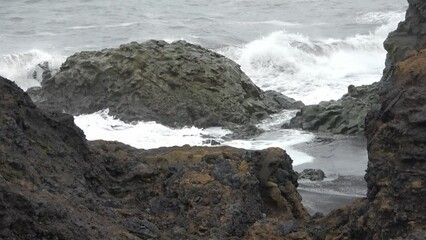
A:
[285, 82, 379, 135]
[2, 1, 426, 239]
[309, 42, 426, 240]
[308, 1, 426, 238]
[288, 0, 426, 136]
[382, 0, 426, 80]
[264, 1, 426, 238]
[0, 76, 95, 239]
[1, 75, 308, 239]
[28, 40, 303, 131]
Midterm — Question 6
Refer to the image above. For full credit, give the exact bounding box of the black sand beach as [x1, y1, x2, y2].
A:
[293, 134, 368, 214]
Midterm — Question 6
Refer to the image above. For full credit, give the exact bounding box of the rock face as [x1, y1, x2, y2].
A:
[288, 0, 426, 136]
[286, 82, 379, 135]
[1, 75, 308, 239]
[261, 1, 426, 238]
[28, 40, 303, 129]
[308, 1, 426, 238]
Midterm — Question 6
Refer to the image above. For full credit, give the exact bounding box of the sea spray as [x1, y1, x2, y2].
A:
[218, 11, 405, 104]
[0, 50, 65, 90]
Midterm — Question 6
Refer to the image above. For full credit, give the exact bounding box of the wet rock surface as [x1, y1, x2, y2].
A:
[2, 1, 426, 239]
[287, 0, 426, 137]
[307, 1, 426, 238]
[28, 40, 302, 132]
[297, 169, 326, 181]
[1, 75, 309, 239]
[286, 82, 379, 135]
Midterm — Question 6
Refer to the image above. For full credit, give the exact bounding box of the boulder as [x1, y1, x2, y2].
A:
[286, 82, 379, 135]
[28, 40, 303, 131]
[0, 75, 309, 239]
[298, 169, 326, 181]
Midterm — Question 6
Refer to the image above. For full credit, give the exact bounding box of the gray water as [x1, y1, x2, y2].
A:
[0, 0, 408, 102]
[1, 0, 407, 55]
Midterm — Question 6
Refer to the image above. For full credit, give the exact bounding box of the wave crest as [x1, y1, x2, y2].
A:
[0, 50, 65, 90]
[218, 12, 404, 104]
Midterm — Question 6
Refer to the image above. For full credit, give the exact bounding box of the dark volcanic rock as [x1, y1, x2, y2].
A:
[293, 0, 426, 136]
[307, 1, 426, 238]
[2, 1, 426, 239]
[1, 75, 309, 239]
[286, 82, 379, 135]
[298, 169, 326, 181]
[28, 40, 303, 130]
[0, 76, 96, 239]
[254, 1, 426, 238]
[89, 143, 309, 239]
[310, 48, 426, 240]
[362, 47, 426, 239]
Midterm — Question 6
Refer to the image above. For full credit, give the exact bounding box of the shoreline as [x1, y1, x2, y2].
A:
[292, 134, 368, 214]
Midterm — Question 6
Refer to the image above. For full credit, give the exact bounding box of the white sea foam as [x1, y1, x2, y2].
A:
[223, 129, 315, 165]
[218, 12, 404, 104]
[74, 109, 225, 149]
[0, 50, 65, 90]
[74, 109, 314, 165]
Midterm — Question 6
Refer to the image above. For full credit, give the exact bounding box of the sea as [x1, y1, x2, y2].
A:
[0, 0, 408, 211]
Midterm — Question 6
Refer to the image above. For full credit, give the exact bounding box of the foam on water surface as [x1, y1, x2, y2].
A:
[218, 12, 404, 104]
[74, 110, 315, 166]
[0, 50, 65, 90]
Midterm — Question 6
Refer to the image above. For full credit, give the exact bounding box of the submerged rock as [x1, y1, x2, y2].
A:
[28, 40, 303, 132]
[286, 82, 379, 135]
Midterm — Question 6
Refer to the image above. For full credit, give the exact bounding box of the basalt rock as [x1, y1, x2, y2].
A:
[292, 0, 426, 136]
[308, 46, 426, 240]
[2, 1, 426, 239]
[382, 0, 426, 84]
[286, 82, 379, 135]
[298, 169, 326, 181]
[264, 1, 426, 238]
[309, 1, 426, 238]
[284, 0, 426, 134]
[89, 143, 309, 239]
[1, 75, 309, 239]
[28, 40, 303, 131]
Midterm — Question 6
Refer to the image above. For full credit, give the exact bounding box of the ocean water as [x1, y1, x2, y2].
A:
[0, 0, 407, 166]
